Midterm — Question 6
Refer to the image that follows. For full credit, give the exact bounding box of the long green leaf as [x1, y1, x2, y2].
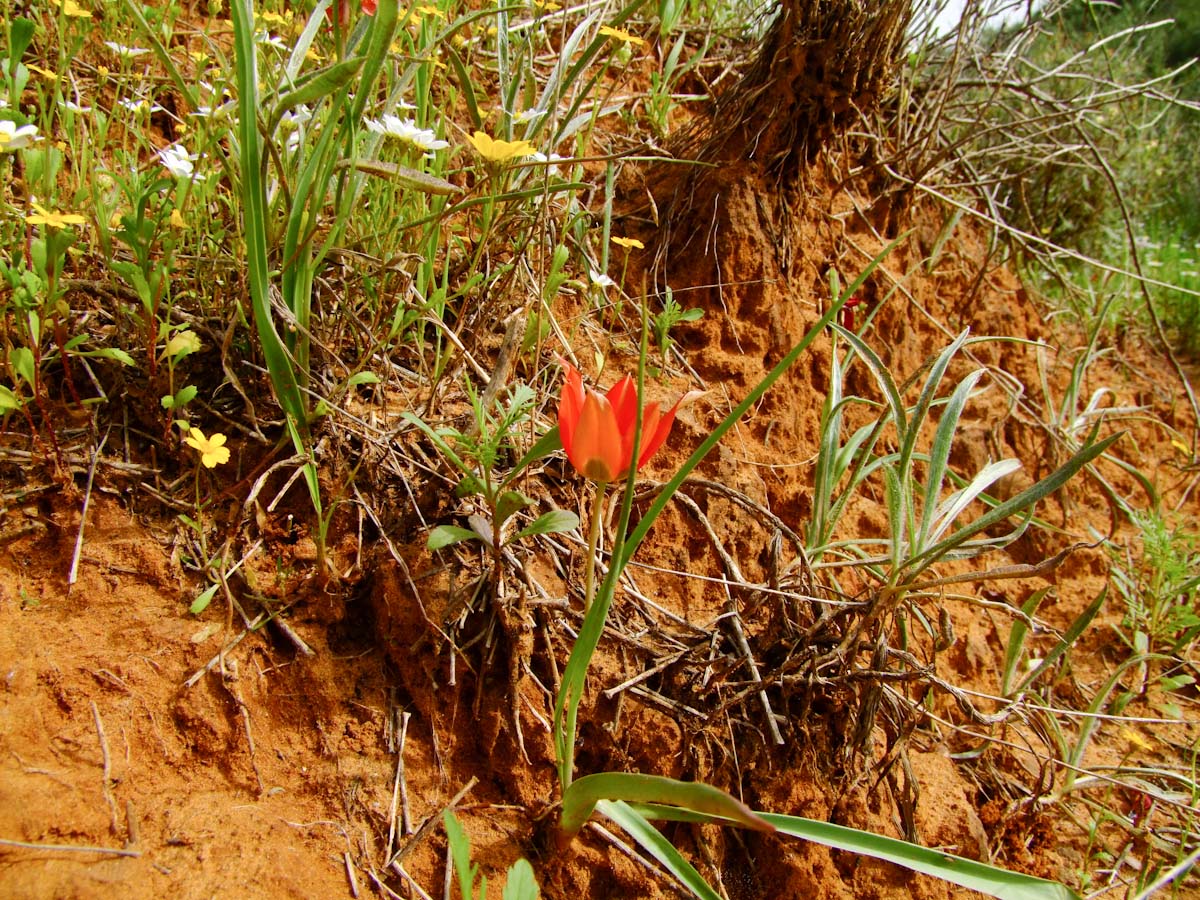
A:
[560, 772, 773, 838]
[761, 812, 1077, 900]
[230, 0, 310, 436]
[903, 430, 1123, 581]
[596, 801, 721, 900]
[917, 367, 985, 551]
[627, 805, 1078, 900]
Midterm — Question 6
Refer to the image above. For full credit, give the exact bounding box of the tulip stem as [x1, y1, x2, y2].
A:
[583, 482, 607, 612]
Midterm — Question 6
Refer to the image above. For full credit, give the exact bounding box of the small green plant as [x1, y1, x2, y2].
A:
[644, 32, 708, 138]
[651, 287, 703, 366]
[1111, 510, 1200, 660]
[405, 382, 577, 557]
[443, 810, 539, 900]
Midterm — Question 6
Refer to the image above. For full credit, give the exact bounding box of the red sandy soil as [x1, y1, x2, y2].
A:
[2, 154, 1197, 899]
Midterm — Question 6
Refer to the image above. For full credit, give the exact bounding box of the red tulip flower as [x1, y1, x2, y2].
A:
[558, 362, 686, 484]
[328, 0, 376, 27]
[840, 294, 863, 330]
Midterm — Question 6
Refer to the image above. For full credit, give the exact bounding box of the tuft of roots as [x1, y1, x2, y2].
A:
[691, 0, 913, 176]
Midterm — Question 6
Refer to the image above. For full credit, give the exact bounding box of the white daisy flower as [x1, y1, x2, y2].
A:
[158, 143, 200, 179]
[0, 120, 41, 151]
[589, 269, 616, 289]
[255, 31, 289, 50]
[365, 115, 449, 154]
[103, 41, 151, 60]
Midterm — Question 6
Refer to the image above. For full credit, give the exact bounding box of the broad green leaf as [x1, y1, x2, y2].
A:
[427, 525, 478, 551]
[760, 811, 1076, 900]
[443, 811, 481, 900]
[514, 509, 579, 540]
[0, 385, 24, 412]
[626, 805, 1078, 900]
[1002, 587, 1050, 697]
[501, 858, 539, 900]
[75, 347, 137, 366]
[501, 426, 564, 489]
[190, 584, 219, 615]
[268, 56, 366, 135]
[9, 347, 35, 386]
[346, 372, 381, 387]
[918, 367, 986, 550]
[560, 772, 774, 838]
[496, 490, 534, 530]
[341, 158, 461, 195]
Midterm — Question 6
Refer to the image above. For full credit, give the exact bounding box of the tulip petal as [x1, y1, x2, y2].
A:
[569, 390, 623, 483]
[558, 363, 585, 460]
[635, 402, 668, 470]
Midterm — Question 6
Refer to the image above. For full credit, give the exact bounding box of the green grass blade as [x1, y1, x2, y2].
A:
[917, 368, 985, 550]
[560, 772, 773, 838]
[230, 0, 310, 437]
[902, 430, 1123, 581]
[616, 804, 1078, 900]
[760, 812, 1078, 900]
[1002, 587, 1051, 697]
[1013, 585, 1104, 697]
[896, 328, 971, 479]
[595, 801, 722, 900]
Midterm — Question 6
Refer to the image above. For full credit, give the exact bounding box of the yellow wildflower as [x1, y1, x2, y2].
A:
[169, 208, 186, 230]
[611, 235, 644, 250]
[185, 428, 230, 468]
[598, 25, 646, 46]
[27, 203, 86, 229]
[467, 131, 535, 163]
[165, 330, 201, 357]
[1120, 728, 1154, 753]
[413, 4, 447, 19]
[533, 0, 562, 10]
[27, 64, 58, 83]
[50, 0, 94, 18]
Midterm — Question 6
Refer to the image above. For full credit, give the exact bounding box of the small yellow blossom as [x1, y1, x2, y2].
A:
[412, 4, 447, 19]
[1120, 728, 1154, 753]
[598, 25, 646, 46]
[97, 65, 110, 79]
[185, 428, 230, 468]
[27, 64, 58, 83]
[165, 330, 201, 357]
[27, 203, 86, 229]
[257, 10, 288, 27]
[169, 208, 186, 230]
[533, 0, 562, 10]
[611, 235, 644, 250]
[306, 47, 325, 62]
[50, 0, 94, 18]
[467, 130, 535, 163]
[109, 212, 123, 229]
